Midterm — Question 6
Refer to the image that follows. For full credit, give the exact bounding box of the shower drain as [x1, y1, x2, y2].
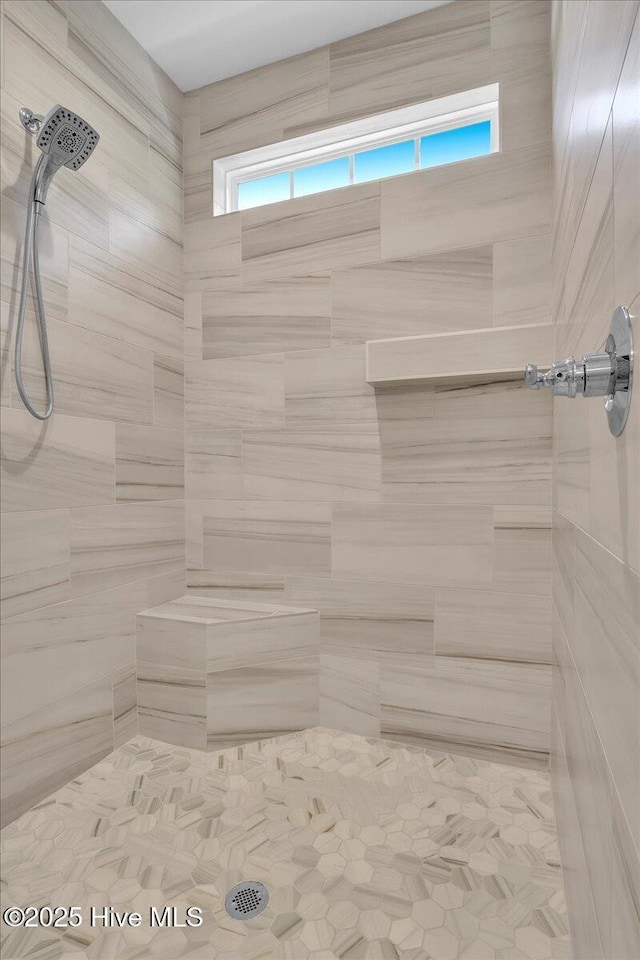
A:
[225, 881, 269, 919]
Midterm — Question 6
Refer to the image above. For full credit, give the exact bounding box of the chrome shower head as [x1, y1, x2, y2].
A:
[31, 104, 100, 204]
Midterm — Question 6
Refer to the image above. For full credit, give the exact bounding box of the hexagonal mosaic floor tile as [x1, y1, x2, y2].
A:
[0, 728, 572, 959]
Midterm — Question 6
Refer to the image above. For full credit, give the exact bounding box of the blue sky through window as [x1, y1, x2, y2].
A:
[237, 171, 289, 210]
[294, 157, 350, 197]
[354, 139, 415, 184]
[420, 120, 492, 170]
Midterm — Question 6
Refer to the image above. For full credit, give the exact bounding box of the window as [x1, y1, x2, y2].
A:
[214, 84, 499, 215]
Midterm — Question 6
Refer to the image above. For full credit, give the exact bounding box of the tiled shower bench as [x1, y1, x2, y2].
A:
[137, 596, 319, 750]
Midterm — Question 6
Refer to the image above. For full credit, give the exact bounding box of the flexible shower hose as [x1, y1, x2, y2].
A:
[14, 153, 54, 420]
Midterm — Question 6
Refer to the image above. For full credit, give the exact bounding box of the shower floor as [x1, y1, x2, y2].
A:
[0, 728, 571, 960]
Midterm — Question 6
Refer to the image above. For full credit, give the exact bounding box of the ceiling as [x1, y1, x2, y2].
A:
[102, 0, 453, 92]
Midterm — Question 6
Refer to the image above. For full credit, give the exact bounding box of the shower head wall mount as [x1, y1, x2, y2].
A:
[525, 305, 634, 437]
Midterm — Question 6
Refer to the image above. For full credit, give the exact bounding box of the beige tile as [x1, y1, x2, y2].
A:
[366, 322, 554, 385]
[613, 17, 640, 308]
[184, 291, 203, 361]
[153, 353, 184, 431]
[554, 391, 591, 532]
[201, 500, 331, 577]
[319, 654, 380, 737]
[185, 354, 284, 429]
[188, 569, 285, 604]
[138, 660, 207, 751]
[243, 423, 381, 502]
[493, 505, 552, 596]
[0, 509, 69, 620]
[285, 344, 377, 425]
[588, 297, 640, 573]
[186, 429, 242, 500]
[382, 660, 550, 767]
[328, 2, 490, 117]
[112, 662, 137, 748]
[1, 570, 184, 726]
[381, 392, 551, 505]
[69, 500, 185, 598]
[207, 656, 319, 748]
[184, 213, 241, 290]
[1, 409, 115, 513]
[493, 234, 552, 326]
[610, 787, 640, 960]
[491, 0, 550, 51]
[494, 38, 551, 154]
[13, 315, 154, 425]
[184, 151, 213, 225]
[381, 146, 551, 261]
[109, 169, 182, 250]
[199, 47, 329, 156]
[286, 576, 434, 666]
[571, 529, 640, 853]
[331, 248, 493, 345]
[206, 610, 320, 674]
[1, 194, 68, 321]
[241, 183, 380, 283]
[0, 673, 113, 828]
[552, 619, 614, 950]
[68, 235, 183, 359]
[435, 587, 551, 669]
[185, 499, 203, 570]
[552, 509, 575, 645]
[332, 503, 494, 588]
[109, 208, 182, 299]
[202, 276, 331, 360]
[115, 423, 184, 502]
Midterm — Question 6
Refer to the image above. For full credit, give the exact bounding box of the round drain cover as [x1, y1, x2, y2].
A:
[225, 880, 269, 919]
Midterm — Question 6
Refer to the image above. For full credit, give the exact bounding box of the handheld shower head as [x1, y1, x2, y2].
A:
[33, 105, 100, 204]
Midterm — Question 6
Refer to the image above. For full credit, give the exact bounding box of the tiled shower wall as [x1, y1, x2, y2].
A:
[0, 1, 185, 827]
[184, 1, 554, 767]
[550, 2, 640, 958]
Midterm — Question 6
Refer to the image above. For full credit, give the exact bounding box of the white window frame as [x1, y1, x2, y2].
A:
[213, 84, 499, 216]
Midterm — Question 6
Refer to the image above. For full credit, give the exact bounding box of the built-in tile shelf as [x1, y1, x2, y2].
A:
[365, 322, 554, 386]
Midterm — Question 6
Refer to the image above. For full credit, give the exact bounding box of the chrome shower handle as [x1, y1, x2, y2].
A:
[524, 306, 633, 436]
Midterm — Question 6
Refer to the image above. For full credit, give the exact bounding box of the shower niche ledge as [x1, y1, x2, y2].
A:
[365, 321, 554, 387]
[137, 596, 319, 752]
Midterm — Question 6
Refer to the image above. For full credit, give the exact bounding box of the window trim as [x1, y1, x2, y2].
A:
[213, 83, 499, 215]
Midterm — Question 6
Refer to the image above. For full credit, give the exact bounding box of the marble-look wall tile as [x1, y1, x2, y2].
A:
[242, 423, 381, 502]
[68, 236, 183, 359]
[328, 2, 491, 117]
[153, 354, 184, 431]
[112, 662, 137, 748]
[69, 500, 185, 598]
[138, 660, 207, 751]
[206, 610, 320, 673]
[0, 509, 69, 619]
[610, 786, 640, 960]
[285, 345, 377, 425]
[186, 429, 242, 500]
[435, 587, 551, 669]
[331, 248, 493, 345]
[115, 423, 184, 502]
[187, 569, 286, 604]
[1, 570, 184, 725]
[14, 315, 154, 425]
[184, 291, 203, 361]
[571, 528, 640, 853]
[184, 214, 241, 290]
[207, 656, 319, 748]
[382, 660, 550, 768]
[493, 234, 552, 326]
[381, 146, 551, 261]
[286, 576, 434, 666]
[202, 276, 331, 360]
[241, 183, 380, 283]
[185, 354, 284, 429]
[319, 654, 380, 737]
[1, 409, 116, 513]
[198, 47, 329, 158]
[109, 208, 182, 299]
[332, 502, 494, 587]
[0, 673, 113, 829]
[201, 500, 331, 577]
[493, 505, 552, 596]
[613, 17, 640, 310]
[381, 383, 551, 505]
[552, 508, 575, 644]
